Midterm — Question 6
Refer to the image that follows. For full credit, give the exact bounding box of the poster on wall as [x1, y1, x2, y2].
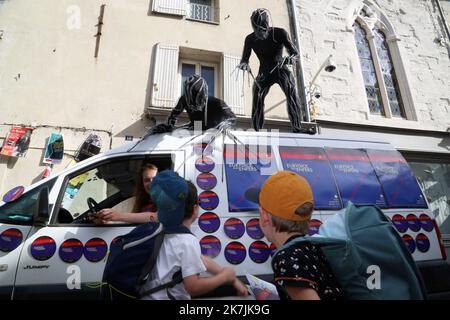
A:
[224, 144, 277, 212]
[366, 149, 427, 208]
[325, 147, 387, 208]
[0, 126, 33, 158]
[74, 133, 102, 162]
[43, 132, 64, 164]
[279, 146, 342, 210]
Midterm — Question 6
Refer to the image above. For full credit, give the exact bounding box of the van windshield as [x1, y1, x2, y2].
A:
[0, 178, 56, 224]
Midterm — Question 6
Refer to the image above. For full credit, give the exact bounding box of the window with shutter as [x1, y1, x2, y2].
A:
[152, 0, 187, 16]
[151, 43, 179, 109]
[223, 54, 245, 116]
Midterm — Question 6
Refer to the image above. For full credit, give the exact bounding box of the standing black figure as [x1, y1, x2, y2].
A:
[150, 75, 236, 134]
[239, 8, 304, 132]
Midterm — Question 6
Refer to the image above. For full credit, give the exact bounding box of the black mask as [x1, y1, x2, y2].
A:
[184, 75, 208, 112]
[251, 9, 270, 40]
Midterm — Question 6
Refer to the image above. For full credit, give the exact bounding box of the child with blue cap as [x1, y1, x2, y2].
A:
[141, 170, 248, 300]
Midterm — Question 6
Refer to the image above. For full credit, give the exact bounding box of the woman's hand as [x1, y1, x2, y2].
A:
[96, 208, 123, 222]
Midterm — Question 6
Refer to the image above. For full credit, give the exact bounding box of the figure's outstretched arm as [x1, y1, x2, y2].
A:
[167, 97, 185, 127]
[239, 36, 252, 70]
[282, 28, 299, 58]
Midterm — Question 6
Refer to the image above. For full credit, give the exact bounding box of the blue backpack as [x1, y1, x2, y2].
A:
[274, 203, 427, 300]
[101, 222, 191, 300]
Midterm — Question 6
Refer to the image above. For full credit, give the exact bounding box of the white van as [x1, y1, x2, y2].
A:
[1, 130, 449, 299]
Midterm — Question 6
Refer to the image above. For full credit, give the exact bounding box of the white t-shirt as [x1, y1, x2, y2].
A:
[141, 233, 206, 300]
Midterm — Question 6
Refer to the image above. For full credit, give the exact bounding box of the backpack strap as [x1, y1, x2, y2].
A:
[139, 269, 183, 298]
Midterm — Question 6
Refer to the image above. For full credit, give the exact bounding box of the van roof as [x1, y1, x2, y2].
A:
[105, 130, 392, 156]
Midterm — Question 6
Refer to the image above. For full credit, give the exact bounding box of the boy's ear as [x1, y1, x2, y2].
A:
[259, 207, 270, 226]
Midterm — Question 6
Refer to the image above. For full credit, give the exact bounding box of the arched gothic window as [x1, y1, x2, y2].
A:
[352, 3, 416, 120]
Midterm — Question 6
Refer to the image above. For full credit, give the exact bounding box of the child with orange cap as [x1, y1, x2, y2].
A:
[248, 171, 344, 300]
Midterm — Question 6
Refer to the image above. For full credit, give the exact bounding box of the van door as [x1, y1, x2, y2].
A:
[0, 178, 56, 299]
[12, 155, 176, 299]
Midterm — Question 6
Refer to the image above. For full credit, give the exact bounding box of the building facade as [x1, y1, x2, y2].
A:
[0, 1, 449, 242]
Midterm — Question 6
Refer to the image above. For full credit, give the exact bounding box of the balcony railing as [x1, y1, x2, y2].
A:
[189, 3, 214, 22]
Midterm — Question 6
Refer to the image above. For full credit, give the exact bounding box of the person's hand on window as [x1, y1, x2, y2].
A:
[96, 208, 123, 222]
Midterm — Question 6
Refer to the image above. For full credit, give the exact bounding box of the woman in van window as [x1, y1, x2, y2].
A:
[91, 163, 158, 224]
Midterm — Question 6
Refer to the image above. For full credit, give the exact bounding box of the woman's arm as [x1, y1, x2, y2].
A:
[95, 208, 157, 224]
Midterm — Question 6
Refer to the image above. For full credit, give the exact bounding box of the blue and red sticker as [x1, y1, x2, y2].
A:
[196, 173, 217, 191]
[31, 236, 57, 261]
[246, 219, 264, 240]
[224, 218, 245, 239]
[195, 157, 215, 173]
[406, 214, 421, 232]
[415, 233, 430, 253]
[84, 238, 108, 262]
[59, 239, 84, 263]
[199, 191, 219, 211]
[199, 235, 221, 258]
[249, 241, 271, 264]
[225, 242, 246, 265]
[419, 214, 434, 232]
[402, 235, 416, 254]
[392, 214, 408, 233]
[0, 228, 23, 252]
[2, 186, 25, 203]
[308, 219, 323, 236]
[198, 212, 221, 234]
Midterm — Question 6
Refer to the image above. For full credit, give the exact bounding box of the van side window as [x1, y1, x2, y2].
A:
[55, 156, 173, 225]
[57, 159, 142, 223]
[0, 178, 56, 224]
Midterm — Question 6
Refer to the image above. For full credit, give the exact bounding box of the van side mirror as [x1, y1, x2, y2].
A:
[34, 187, 50, 226]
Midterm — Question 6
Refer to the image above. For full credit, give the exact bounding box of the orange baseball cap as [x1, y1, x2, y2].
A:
[247, 171, 314, 221]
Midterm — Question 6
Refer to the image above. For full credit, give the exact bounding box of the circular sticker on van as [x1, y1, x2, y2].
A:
[416, 233, 430, 253]
[392, 214, 408, 233]
[402, 235, 416, 254]
[196, 173, 217, 191]
[59, 239, 83, 263]
[0, 228, 23, 252]
[308, 219, 323, 236]
[224, 218, 245, 239]
[3, 186, 25, 203]
[30, 236, 56, 261]
[198, 212, 220, 234]
[225, 242, 246, 265]
[199, 191, 219, 211]
[419, 214, 434, 232]
[194, 143, 213, 156]
[249, 241, 271, 264]
[246, 219, 264, 240]
[199, 235, 221, 258]
[84, 238, 108, 262]
[195, 157, 215, 173]
[406, 214, 421, 232]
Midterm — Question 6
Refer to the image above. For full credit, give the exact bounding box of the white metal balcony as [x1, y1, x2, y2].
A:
[188, 3, 214, 22]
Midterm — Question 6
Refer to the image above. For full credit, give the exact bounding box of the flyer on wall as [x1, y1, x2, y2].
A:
[0, 126, 33, 158]
[43, 132, 64, 164]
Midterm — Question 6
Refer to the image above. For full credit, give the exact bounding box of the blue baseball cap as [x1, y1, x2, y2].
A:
[150, 170, 188, 227]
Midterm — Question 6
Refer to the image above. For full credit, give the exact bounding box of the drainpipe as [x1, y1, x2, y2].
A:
[287, 0, 311, 123]
[435, 0, 450, 43]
